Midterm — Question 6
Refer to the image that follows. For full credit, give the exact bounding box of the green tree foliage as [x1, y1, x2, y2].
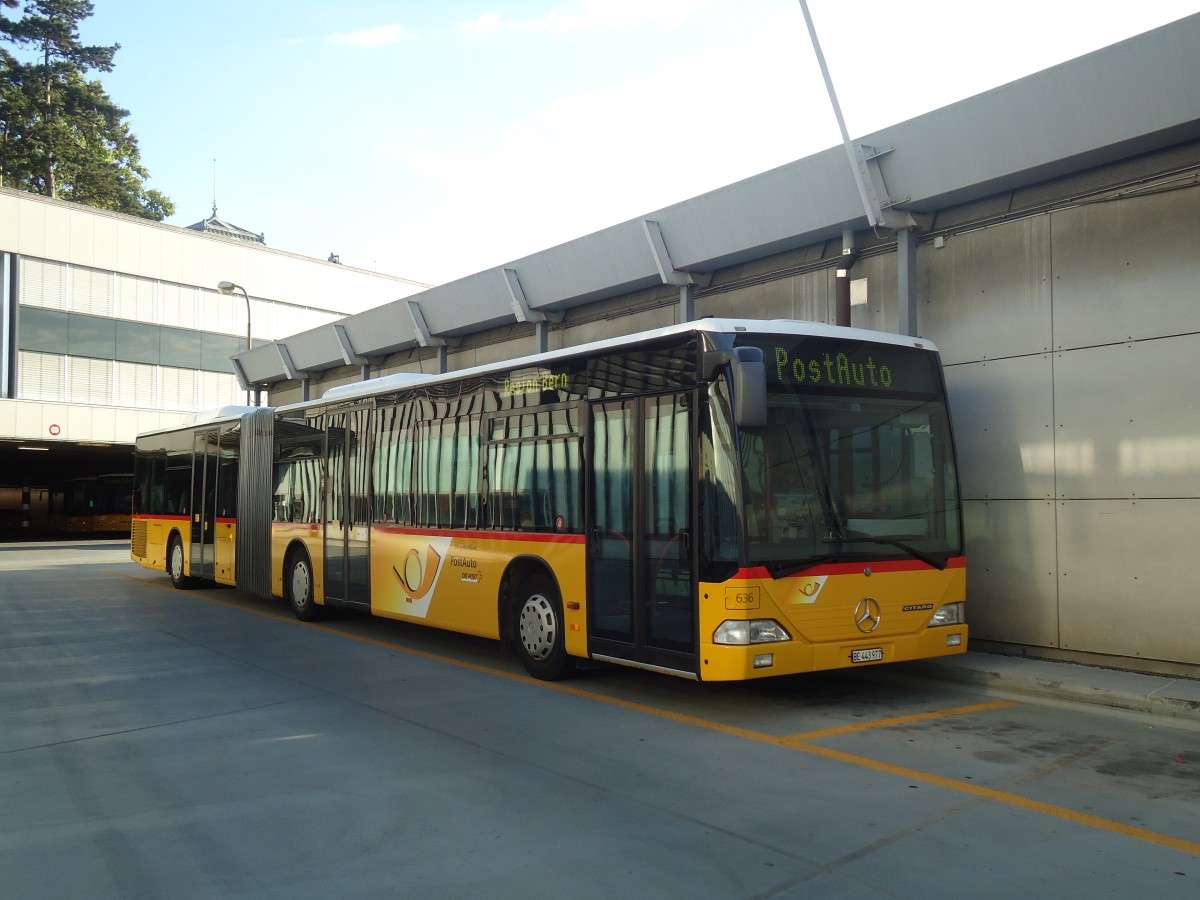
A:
[0, 0, 173, 219]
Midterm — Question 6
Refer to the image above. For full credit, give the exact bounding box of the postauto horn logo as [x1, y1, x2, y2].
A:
[393, 544, 443, 602]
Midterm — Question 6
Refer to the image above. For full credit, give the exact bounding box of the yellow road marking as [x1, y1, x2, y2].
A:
[791, 741, 1200, 858]
[783, 700, 1018, 743]
[121, 572, 1200, 858]
[544, 683, 1200, 858]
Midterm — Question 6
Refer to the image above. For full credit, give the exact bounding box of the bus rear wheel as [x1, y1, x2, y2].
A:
[168, 534, 191, 589]
[514, 575, 575, 681]
[287, 550, 322, 621]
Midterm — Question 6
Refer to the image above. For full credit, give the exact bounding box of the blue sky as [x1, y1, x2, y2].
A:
[65, 0, 1200, 285]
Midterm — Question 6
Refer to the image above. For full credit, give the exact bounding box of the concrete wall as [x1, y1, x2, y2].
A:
[925, 185, 1200, 670]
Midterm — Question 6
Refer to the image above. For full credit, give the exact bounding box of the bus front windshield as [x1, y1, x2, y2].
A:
[739, 391, 961, 576]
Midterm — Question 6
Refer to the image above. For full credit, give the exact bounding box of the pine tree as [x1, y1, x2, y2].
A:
[0, 0, 173, 220]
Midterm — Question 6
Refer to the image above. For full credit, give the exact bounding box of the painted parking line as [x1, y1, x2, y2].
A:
[783, 700, 1018, 743]
[547, 678, 1200, 858]
[789, 740, 1200, 857]
[123, 575, 1200, 859]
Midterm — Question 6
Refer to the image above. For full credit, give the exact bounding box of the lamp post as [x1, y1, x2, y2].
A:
[217, 280, 253, 404]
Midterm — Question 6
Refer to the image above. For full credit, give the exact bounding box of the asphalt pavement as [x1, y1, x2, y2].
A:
[4, 540, 1199, 899]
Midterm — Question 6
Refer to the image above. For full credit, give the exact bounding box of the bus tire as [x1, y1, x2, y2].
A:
[168, 533, 192, 589]
[514, 575, 575, 681]
[286, 549, 322, 622]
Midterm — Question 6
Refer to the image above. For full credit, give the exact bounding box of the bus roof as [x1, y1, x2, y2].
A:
[185, 406, 261, 426]
[283, 318, 940, 412]
[133, 405, 261, 440]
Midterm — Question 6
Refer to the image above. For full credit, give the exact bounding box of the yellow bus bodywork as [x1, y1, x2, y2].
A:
[698, 560, 968, 681]
[270, 526, 589, 656]
[147, 517, 967, 682]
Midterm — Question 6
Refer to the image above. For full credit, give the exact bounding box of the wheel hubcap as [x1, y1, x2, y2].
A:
[291, 562, 310, 608]
[518, 594, 556, 661]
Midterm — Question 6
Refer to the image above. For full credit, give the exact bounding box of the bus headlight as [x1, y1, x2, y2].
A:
[929, 602, 964, 626]
[713, 619, 792, 645]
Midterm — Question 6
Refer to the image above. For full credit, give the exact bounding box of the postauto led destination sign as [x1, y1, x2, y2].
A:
[738, 335, 943, 396]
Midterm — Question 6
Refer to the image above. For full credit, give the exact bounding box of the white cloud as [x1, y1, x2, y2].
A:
[326, 24, 416, 47]
[458, 12, 502, 35]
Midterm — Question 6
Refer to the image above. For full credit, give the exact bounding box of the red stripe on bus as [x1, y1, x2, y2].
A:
[733, 556, 965, 580]
[372, 525, 586, 544]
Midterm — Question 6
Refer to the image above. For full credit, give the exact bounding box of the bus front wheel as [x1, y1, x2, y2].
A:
[514, 575, 575, 681]
[287, 551, 322, 622]
[168, 534, 191, 589]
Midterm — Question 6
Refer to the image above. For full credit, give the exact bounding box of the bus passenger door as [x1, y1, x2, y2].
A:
[324, 408, 372, 609]
[214, 430, 239, 583]
[190, 429, 218, 581]
[587, 393, 696, 675]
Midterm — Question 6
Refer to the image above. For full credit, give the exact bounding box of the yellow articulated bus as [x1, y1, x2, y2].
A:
[47, 473, 135, 534]
[132, 318, 967, 681]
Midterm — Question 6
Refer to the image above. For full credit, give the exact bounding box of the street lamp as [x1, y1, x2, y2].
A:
[217, 280, 253, 404]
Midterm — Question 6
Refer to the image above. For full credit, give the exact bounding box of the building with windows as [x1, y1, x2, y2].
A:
[0, 187, 428, 533]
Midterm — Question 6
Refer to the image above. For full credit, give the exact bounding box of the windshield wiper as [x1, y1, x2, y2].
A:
[763, 537, 947, 580]
[763, 554, 846, 580]
[825, 536, 948, 570]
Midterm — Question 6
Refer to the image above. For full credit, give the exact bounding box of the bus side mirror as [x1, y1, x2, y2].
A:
[703, 347, 767, 429]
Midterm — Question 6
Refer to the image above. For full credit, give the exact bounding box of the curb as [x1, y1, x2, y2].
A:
[899, 652, 1200, 724]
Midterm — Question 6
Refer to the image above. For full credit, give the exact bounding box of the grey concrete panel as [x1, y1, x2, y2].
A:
[1056, 498, 1200, 664]
[791, 270, 838, 324]
[467, 334, 540, 368]
[340, 301, 419, 358]
[273, 327, 350, 375]
[266, 384, 301, 406]
[962, 499, 1060, 647]
[944, 354, 1055, 501]
[653, 148, 861, 272]
[555, 305, 676, 351]
[850, 254, 899, 335]
[444, 333, 539, 372]
[698, 282, 786, 322]
[697, 268, 835, 323]
[397, 270, 530, 337]
[509, 220, 666, 312]
[1053, 335, 1200, 500]
[312, 367, 361, 397]
[1050, 187, 1200, 349]
[920, 217, 1053, 365]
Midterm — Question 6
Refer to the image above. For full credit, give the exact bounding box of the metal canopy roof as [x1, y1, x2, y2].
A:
[233, 14, 1200, 389]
